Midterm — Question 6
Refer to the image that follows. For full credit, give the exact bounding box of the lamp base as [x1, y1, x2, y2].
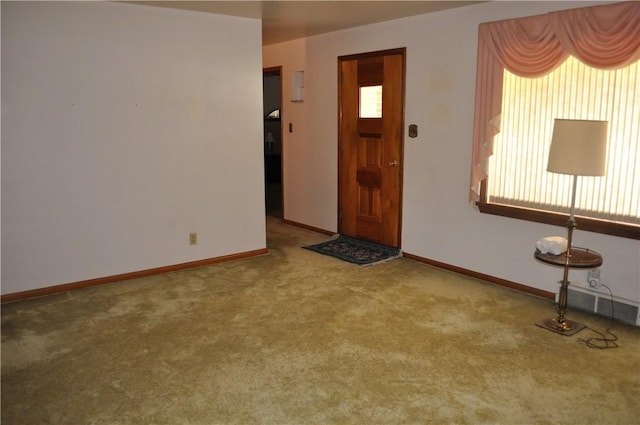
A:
[536, 317, 585, 336]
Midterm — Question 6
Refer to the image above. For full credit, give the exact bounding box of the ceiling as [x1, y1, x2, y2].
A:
[128, 1, 483, 45]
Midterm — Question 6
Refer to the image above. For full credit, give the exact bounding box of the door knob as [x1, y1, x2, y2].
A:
[389, 160, 399, 167]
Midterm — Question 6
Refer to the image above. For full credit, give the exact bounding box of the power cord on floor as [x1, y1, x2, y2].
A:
[578, 283, 619, 350]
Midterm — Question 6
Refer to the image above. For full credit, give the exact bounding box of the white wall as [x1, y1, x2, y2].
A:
[1, 2, 266, 295]
[263, 1, 640, 304]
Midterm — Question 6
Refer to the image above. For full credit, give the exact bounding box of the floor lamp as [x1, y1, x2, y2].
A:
[537, 118, 608, 335]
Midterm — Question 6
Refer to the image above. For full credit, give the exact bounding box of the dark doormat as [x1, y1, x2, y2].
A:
[303, 235, 401, 266]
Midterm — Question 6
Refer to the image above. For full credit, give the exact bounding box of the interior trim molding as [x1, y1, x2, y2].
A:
[402, 252, 555, 300]
[281, 219, 334, 236]
[1, 248, 268, 304]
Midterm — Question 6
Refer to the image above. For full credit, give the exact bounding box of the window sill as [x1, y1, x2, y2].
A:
[476, 202, 640, 240]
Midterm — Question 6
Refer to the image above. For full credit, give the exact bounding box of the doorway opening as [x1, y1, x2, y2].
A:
[263, 67, 283, 218]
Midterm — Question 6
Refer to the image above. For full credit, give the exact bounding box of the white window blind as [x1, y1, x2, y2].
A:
[488, 56, 640, 225]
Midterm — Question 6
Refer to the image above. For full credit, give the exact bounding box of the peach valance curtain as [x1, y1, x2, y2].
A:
[469, 2, 640, 202]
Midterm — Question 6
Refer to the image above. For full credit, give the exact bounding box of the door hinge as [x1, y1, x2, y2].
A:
[338, 208, 344, 221]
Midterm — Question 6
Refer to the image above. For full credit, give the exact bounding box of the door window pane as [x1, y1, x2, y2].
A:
[360, 85, 382, 118]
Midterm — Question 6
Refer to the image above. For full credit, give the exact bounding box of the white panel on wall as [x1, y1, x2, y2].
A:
[292, 70, 305, 102]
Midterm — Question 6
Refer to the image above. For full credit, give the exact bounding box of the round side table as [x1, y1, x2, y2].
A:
[535, 247, 603, 335]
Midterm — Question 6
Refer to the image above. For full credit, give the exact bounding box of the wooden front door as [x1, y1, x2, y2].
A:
[338, 48, 405, 247]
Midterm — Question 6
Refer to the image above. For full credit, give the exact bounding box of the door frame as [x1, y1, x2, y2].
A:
[337, 48, 406, 246]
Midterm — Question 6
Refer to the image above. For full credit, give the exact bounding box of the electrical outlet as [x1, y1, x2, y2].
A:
[189, 232, 197, 246]
[587, 268, 600, 288]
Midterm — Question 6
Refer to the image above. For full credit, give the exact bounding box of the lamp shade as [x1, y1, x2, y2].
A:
[547, 119, 608, 176]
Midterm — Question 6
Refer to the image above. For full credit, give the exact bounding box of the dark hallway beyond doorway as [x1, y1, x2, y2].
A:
[263, 68, 283, 218]
[265, 181, 282, 218]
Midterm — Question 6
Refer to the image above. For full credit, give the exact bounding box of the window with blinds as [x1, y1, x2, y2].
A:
[487, 56, 639, 227]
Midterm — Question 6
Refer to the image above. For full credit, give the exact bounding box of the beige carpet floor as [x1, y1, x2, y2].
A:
[2, 217, 639, 424]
